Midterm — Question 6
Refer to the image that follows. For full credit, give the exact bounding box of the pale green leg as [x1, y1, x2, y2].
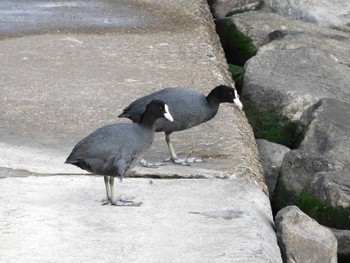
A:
[101, 175, 143, 207]
[109, 176, 116, 205]
[165, 134, 205, 165]
[165, 134, 178, 160]
[104, 175, 111, 201]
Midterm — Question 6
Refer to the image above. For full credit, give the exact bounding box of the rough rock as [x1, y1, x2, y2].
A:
[275, 205, 338, 263]
[273, 149, 341, 210]
[256, 139, 290, 197]
[209, 0, 262, 19]
[230, 11, 350, 121]
[300, 172, 350, 229]
[298, 98, 350, 170]
[229, 11, 350, 51]
[274, 97, 350, 223]
[331, 228, 350, 263]
[264, 0, 350, 31]
[243, 45, 350, 121]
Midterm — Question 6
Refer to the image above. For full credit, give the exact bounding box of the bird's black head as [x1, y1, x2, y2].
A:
[209, 85, 243, 109]
[143, 100, 173, 122]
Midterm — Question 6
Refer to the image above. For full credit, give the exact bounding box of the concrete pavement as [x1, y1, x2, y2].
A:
[0, 0, 282, 262]
[1, 176, 278, 263]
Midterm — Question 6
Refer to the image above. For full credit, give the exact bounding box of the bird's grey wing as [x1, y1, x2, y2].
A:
[66, 124, 124, 162]
[118, 87, 180, 122]
[118, 95, 152, 122]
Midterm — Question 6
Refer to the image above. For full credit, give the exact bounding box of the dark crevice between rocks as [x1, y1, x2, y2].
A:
[214, 18, 256, 92]
[211, 14, 300, 149]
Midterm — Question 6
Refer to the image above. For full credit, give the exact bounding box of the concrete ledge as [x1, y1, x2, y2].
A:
[0, 176, 280, 263]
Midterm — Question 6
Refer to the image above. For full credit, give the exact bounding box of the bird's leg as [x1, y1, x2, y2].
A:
[104, 175, 111, 200]
[165, 133, 178, 160]
[108, 176, 142, 207]
[164, 134, 205, 165]
[101, 176, 112, 205]
[109, 176, 116, 205]
[165, 134, 189, 165]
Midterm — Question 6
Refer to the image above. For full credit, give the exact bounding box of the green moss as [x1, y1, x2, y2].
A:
[299, 190, 350, 229]
[215, 18, 257, 66]
[244, 102, 298, 148]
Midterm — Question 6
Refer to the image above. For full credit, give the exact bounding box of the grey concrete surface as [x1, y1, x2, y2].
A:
[0, 176, 279, 263]
[0, 0, 281, 262]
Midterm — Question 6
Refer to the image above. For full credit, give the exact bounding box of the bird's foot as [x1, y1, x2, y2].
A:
[140, 158, 165, 168]
[102, 195, 143, 207]
[101, 199, 111, 206]
[164, 156, 206, 166]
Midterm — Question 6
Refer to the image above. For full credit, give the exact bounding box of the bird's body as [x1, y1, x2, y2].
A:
[65, 123, 153, 179]
[120, 87, 219, 134]
[65, 100, 173, 206]
[119, 85, 242, 163]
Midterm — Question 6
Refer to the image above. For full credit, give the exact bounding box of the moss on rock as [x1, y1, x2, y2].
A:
[244, 102, 298, 148]
[299, 189, 350, 229]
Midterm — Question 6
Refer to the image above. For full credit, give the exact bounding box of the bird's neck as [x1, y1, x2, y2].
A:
[139, 114, 157, 129]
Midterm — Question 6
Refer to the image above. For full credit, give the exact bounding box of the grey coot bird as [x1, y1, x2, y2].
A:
[118, 85, 242, 164]
[65, 100, 173, 206]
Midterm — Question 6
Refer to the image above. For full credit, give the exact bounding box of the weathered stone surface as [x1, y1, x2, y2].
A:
[306, 172, 350, 211]
[274, 98, 350, 224]
[209, 0, 262, 19]
[331, 228, 350, 263]
[256, 139, 290, 197]
[273, 149, 344, 210]
[0, 176, 282, 263]
[243, 45, 350, 121]
[231, 11, 350, 121]
[229, 11, 350, 50]
[299, 98, 350, 170]
[0, 0, 281, 262]
[300, 172, 350, 229]
[275, 205, 338, 263]
[264, 0, 350, 31]
[273, 149, 340, 210]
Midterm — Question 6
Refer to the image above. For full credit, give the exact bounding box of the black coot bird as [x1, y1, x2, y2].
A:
[118, 85, 242, 164]
[65, 100, 173, 206]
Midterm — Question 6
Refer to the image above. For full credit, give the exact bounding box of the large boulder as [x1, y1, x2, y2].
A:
[331, 228, 350, 263]
[275, 205, 338, 263]
[300, 172, 350, 229]
[243, 44, 350, 121]
[209, 0, 261, 19]
[298, 98, 350, 169]
[264, 0, 350, 31]
[273, 149, 340, 211]
[256, 139, 290, 197]
[229, 11, 350, 121]
[230, 11, 350, 49]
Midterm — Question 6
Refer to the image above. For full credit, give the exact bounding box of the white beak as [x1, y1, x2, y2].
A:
[234, 89, 243, 110]
[163, 104, 174, 122]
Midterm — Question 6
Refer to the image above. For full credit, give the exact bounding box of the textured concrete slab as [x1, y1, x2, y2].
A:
[0, 0, 281, 262]
[0, 176, 279, 263]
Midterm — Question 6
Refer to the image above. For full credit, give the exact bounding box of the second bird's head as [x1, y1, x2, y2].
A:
[214, 85, 243, 110]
